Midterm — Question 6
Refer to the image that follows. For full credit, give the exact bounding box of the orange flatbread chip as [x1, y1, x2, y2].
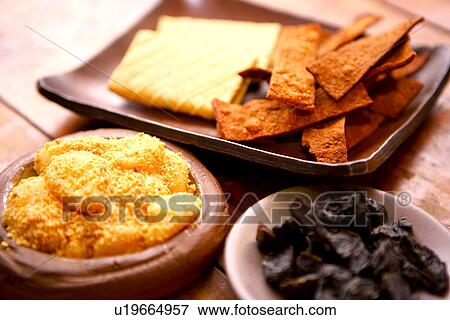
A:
[239, 67, 272, 81]
[307, 17, 423, 100]
[319, 28, 332, 43]
[302, 117, 347, 163]
[370, 78, 423, 118]
[345, 109, 385, 149]
[238, 24, 328, 83]
[391, 53, 429, 79]
[213, 83, 372, 141]
[364, 36, 416, 84]
[318, 13, 382, 56]
[267, 24, 322, 110]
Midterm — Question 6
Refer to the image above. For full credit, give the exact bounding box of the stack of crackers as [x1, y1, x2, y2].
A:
[108, 15, 427, 164]
[213, 14, 426, 163]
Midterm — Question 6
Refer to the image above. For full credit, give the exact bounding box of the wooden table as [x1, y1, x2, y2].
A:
[0, 0, 449, 299]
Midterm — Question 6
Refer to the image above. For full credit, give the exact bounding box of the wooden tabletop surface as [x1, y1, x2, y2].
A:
[0, 0, 449, 299]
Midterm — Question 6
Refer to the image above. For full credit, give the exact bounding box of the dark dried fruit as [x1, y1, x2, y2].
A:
[294, 252, 322, 276]
[340, 277, 381, 299]
[373, 219, 413, 241]
[367, 197, 387, 229]
[257, 192, 449, 300]
[380, 272, 411, 299]
[307, 227, 343, 264]
[399, 238, 449, 294]
[320, 229, 371, 274]
[370, 238, 402, 276]
[262, 246, 295, 286]
[398, 217, 413, 232]
[279, 273, 320, 299]
[256, 224, 283, 255]
[314, 191, 364, 227]
[272, 219, 309, 252]
[313, 191, 385, 243]
[314, 264, 353, 299]
[290, 196, 314, 226]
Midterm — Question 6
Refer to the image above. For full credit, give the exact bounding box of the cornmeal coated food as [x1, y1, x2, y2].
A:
[108, 17, 281, 120]
[267, 24, 322, 111]
[3, 134, 201, 259]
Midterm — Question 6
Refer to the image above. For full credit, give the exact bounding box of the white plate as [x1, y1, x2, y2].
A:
[224, 186, 450, 299]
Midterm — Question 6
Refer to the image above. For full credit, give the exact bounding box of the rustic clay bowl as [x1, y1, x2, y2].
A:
[0, 129, 229, 298]
[225, 186, 450, 300]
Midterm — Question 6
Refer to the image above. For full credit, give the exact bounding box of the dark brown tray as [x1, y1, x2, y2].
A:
[37, 0, 450, 176]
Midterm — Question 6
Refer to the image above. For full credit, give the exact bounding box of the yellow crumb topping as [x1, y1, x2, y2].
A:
[3, 133, 200, 258]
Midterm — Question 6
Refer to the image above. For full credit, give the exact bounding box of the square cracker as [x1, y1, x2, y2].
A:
[307, 17, 423, 100]
[302, 117, 347, 163]
[267, 24, 322, 111]
[213, 83, 372, 141]
[109, 18, 280, 120]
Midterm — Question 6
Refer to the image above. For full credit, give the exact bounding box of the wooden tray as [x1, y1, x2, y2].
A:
[0, 129, 229, 299]
[37, 0, 450, 176]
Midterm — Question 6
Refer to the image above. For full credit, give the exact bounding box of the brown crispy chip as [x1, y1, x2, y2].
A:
[307, 17, 423, 100]
[318, 13, 382, 56]
[364, 36, 416, 84]
[345, 109, 385, 149]
[391, 53, 429, 79]
[267, 24, 322, 111]
[239, 67, 272, 81]
[302, 117, 347, 163]
[238, 26, 331, 84]
[319, 27, 332, 43]
[213, 83, 372, 141]
[370, 78, 423, 118]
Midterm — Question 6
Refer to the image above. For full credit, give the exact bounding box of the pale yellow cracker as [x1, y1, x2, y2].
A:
[109, 17, 280, 120]
[157, 16, 281, 69]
